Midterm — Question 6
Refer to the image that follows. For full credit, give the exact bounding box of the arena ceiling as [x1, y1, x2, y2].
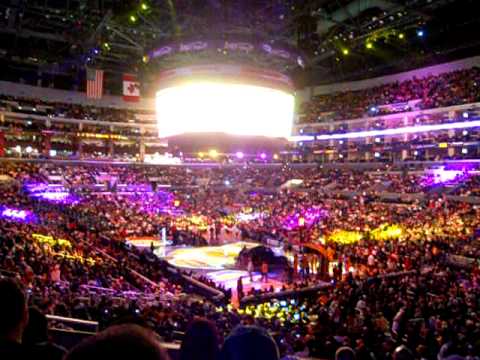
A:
[0, 0, 479, 92]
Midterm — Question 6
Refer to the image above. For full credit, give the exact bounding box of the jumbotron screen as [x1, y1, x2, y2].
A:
[155, 65, 295, 138]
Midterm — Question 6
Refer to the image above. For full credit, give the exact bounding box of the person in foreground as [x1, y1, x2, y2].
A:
[0, 278, 29, 360]
[23, 307, 66, 360]
[65, 324, 170, 360]
[220, 325, 280, 360]
[180, 318, 220, 360]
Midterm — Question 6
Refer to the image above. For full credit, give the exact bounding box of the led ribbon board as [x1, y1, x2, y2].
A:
[314, 120, 480, 140]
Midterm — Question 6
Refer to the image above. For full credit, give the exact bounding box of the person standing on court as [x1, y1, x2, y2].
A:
[261, 261, 269, 283]
[247, 258, 254, 281]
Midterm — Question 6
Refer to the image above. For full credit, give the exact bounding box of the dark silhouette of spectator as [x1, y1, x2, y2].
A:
[220, 325, 279, 360]
[180, 318, 220, 360]
[392, 345, 415, 360]
[65, 324, 169, 360]
[23, 307, 66, 360]
[336, 346, 356, 360]
[0, 278, 29, 360]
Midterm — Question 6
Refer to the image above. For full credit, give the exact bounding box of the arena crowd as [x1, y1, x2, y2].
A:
[300, 67, 480, 123]
[1, 161, 479, 360]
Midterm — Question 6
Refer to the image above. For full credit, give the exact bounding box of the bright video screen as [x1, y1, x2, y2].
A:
[156, 82, 294, 138]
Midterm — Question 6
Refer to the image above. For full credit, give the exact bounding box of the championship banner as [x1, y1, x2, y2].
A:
[123, 74, 141, 102]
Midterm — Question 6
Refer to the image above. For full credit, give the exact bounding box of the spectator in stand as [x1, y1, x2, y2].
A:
[299, 66, 480, 123]
[0, 278, 29, 360]
[1, 161, 480, 358]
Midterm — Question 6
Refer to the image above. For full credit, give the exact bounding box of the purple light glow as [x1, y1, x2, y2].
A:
[24, 183, 49, 193]
[235, 211, 265, 222]
[260, 152, 267, 160]
[0, 206, 37, 223]
[123, 191, 183, 216]
[236, 151, 244, 159]
[281, 207, 328, 230]
[421, 166, 470, 187]
[25, 183, 80, 205]
[32, 191, 80, 204]
[314, 119, 480, 141]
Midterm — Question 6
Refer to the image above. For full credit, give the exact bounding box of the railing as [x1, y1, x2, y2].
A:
[45, 314, 182, 354]
[0, 109, 156, 129]
[94, 246, 163, 290]
[4, 156, 480, 169]
[240, 282, 332, 306]
[447, 254, 477, 268]
[180, 273, 225, 302]
[240, 268, 430, 306]
[0, 268, 17, 277]
[95, 238, 225, 302]
[330, 189, 480, 204]
[46, 314, 99, 332]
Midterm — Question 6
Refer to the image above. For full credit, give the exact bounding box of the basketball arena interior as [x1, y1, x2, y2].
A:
[0, 1, 480, 360]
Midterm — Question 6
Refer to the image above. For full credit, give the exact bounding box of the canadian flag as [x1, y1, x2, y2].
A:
[123, 74, 140, 102]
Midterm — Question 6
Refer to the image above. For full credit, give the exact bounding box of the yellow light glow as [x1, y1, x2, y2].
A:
[209, 149, 219, 158]
[156, 82, 294, 138]
[370, 224, 403, 241]
[32, 233, 71, 248]
[328, 229, 363, 245]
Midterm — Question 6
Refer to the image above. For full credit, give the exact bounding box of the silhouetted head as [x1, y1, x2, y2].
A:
[221, 325, 279, 360]
[0, 278, 28, 342]
[180, 318, 220, 360]
[65, 324, 169, 360]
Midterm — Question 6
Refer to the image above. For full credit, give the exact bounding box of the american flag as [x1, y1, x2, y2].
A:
[86, 68, 104, 99]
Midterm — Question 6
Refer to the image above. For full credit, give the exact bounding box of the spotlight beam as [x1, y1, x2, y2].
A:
[314, 119, 480, 140]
